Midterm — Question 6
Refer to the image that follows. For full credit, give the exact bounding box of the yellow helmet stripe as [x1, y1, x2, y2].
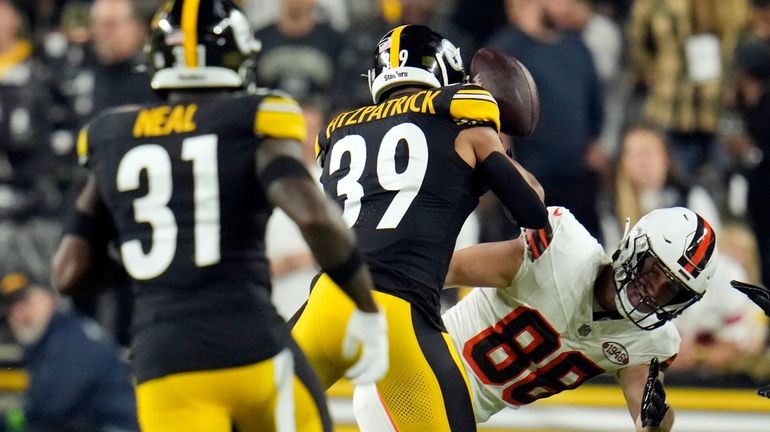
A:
[389, 25, 407, 68]
[181, 0, 201, 67]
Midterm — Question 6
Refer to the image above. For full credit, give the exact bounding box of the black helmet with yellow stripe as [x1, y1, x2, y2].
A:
[368, 25, 466, 104]
[147, 0, 261, 90]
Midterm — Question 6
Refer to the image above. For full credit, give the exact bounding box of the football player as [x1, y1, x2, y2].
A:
[291, 24, 548, 431]
[50, 0, 388, 431]
[356, 206, 719, 431]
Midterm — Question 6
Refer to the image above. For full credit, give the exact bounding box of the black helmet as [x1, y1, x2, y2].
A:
[367, 25, 466, 103]
[147, 0, 261, 90]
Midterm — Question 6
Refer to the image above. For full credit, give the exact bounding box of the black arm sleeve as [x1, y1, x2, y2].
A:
[476, 152, 548, 229]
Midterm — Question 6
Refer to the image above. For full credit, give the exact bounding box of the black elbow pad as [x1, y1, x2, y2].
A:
[476, 152, 548, 229]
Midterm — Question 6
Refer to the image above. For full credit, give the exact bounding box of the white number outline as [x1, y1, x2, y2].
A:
[116, 134, 221, 280]
[328, 123, 428, 229]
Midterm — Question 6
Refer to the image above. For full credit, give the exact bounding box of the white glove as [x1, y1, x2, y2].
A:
[342, 309, 389, 385]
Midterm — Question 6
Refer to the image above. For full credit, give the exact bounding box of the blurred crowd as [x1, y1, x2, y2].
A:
[0, 0, 769, 389]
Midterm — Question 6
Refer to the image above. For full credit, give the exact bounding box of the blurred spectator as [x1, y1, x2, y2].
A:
[0, 272, 138, 432]
[627, 0, 748, 179]
[242, 0, 350, 32]
[265, 99, 324, 320]
[669, 224, 768, 378]
[603, 125, 721, 247]
[48, 0, 157, 197]
[487, 0, 606, 240]
[58, 0, 157, 129]
[0, 0, 61, 218]
[0, 0, 63, 285]
[450, 0, 507, 53]
[254, 0, 346, 109]
[565, 0, 625, 157]
[727, 36, 770, 287]
[749, 0, 770, 39]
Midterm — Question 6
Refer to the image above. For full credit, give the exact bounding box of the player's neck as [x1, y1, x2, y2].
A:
[593, 265, 617, 312]
[167, 90, 232, 104]
[387, 87, 425, 100]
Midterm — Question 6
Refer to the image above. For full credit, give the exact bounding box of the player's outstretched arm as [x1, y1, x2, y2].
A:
[618, 359, 675, 432]
[731, 280, 770, 317]
[454, 127, 547, 229]
[256, 138, 388, 384]
[446, 238, 525, 289]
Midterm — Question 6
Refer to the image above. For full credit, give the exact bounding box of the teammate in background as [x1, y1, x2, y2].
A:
[49, 0, 387, 431]
[356, 207, 718, 431]
[292, 24, 547, 431]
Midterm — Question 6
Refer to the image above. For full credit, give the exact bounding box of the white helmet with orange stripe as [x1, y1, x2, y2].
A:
[611, 207, 718, 330]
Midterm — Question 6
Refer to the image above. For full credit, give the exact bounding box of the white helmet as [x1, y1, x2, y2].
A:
[611, 207, 718, 330]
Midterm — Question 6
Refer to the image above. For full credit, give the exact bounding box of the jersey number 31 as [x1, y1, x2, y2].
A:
[116, 134, 220, 280]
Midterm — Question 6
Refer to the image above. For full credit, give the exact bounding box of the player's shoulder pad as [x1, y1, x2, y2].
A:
[523, 206, 573, 261]
[77, 104, 143, 167]
[253, 89, 306, 142]
[437, 83, 500, 132]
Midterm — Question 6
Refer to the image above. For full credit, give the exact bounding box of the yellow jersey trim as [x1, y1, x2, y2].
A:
[254, 96, 306, 142]
[449, 90, 501, 132]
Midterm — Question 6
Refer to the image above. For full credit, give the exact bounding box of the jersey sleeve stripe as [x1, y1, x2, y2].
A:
[76, 128, 89, 166]
[525, 227, 552, 260]
[526, 230, 541, 260]
[449, 98, 501, 132]
[254, 97, 307, 142]
[456, 89, 493, 95]
[452, 94, 498, 104]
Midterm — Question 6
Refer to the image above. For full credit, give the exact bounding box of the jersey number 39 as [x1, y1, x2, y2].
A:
[328, 123, 428, 229]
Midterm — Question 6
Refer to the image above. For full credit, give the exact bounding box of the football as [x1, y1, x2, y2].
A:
[470, 47, 539, 137]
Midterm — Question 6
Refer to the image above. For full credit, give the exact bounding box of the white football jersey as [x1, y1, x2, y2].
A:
[442, 207, 681, 422]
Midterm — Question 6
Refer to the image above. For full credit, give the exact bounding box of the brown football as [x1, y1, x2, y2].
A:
[470, 47, 539, 137]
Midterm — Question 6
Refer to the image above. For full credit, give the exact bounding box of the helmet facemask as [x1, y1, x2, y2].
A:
[613, 241, 703, 330]
[611, 208, 716, 330]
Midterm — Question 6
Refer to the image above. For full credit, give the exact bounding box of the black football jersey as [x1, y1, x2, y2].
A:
[77, 90, 306, 381]
[317, 84, 501, 329]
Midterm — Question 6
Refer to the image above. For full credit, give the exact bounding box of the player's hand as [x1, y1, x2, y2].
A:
[641, 358, 669, 428]
[342, 309, 389, 385]
[731, 280, 770, 317]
